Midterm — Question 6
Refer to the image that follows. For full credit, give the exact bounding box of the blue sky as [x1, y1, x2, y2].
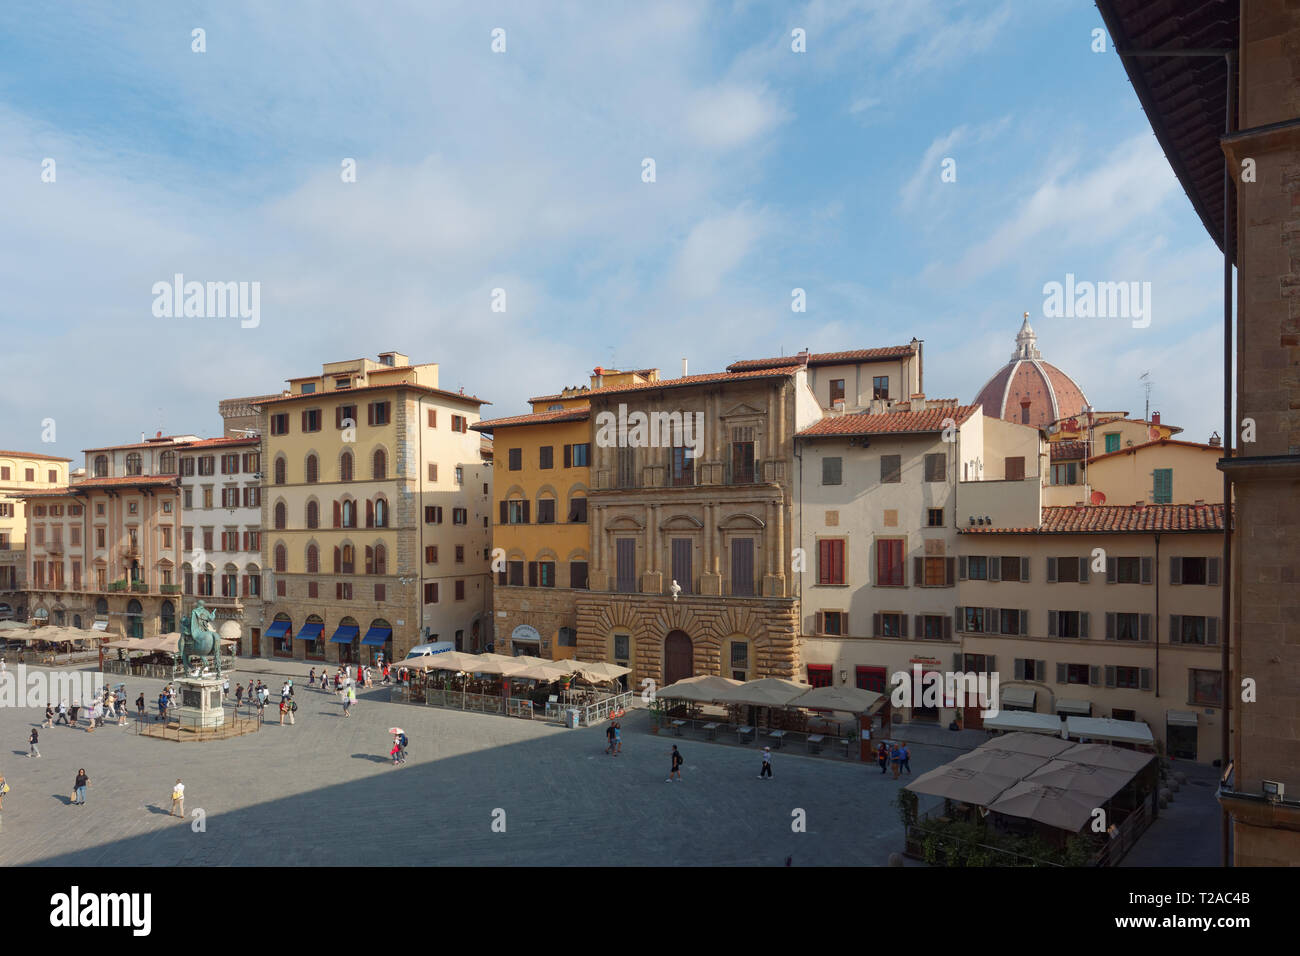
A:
[0, 0, 1224, 457]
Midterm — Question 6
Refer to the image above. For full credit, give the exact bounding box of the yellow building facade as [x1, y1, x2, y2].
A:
[0, 450, 72, 619]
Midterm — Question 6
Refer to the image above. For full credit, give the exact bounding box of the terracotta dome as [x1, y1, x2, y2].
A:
[973, 316, 1088, 429]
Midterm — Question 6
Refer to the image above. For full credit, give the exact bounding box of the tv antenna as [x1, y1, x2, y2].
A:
[1139, 371, 1153, 423]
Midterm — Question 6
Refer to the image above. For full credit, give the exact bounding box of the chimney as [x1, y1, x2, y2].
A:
[592, 366, 604, 389]
[682, 358, 688, 377]
[1151, 411, 1161, 426]
[1209, 431, 1222, 447]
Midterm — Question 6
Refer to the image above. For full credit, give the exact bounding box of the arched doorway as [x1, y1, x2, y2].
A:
[663, 630, 694, 686]
[160, 600, 175, 634]
[126, 599, 143, 639]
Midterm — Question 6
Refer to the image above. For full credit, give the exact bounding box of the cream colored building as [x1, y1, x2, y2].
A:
[255, 352, 492, 663]
[0, 450, 72, 620]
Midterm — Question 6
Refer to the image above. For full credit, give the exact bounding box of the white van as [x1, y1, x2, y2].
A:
[404, 641, 455, 659]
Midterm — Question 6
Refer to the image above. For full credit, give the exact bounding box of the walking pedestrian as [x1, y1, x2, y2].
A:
[613, 721, 622, 755]
[42, 704, 54, 728]
[28, 727, 40, 758]
[56, 701, 69, 726]
[0, 773, 7, 810]
[171, 779, 185, 817]
[382, 663, 390, 685]
[235, 683, 244, 708]
[135, 693, 145, 719]
[308, 668, 316, 688]
[278, 698, 287, 725]
[117, 691, 128, 726]
[343, 685, 355, 718]
[222, 675, 230, 698]
[667, 744, 683, 782]
[877, 742, 889, 774]
[899, 742, 911, 774]
[157, 692, 167, 722]
[69, 701, 80, 726]
[286, 696, 296, 725]
[890, 742, 902, 779]
[72, 768, 89, 806]
[605, 720, 616, 755]
[759, 746, 773, 779]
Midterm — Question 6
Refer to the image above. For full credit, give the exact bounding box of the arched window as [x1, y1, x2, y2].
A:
[372, 449, 386, 480]
[305, 454, 319, 484]
[95, 598, 108, 615]
[73, 614, 82, 629]
[340, 451, 353, 482]
[341, 544, 355, 574]
[274, 501, 287, 530]
[159, 450, 176, 474]
[125, 452, 142, 476]
[126, 599, 143, 639]
[374, 543, 386, 576]
[374, 498, 388, 528]
[93, 455, 108, 478]
[342, 500, 356, 528]
[306, 544, 319, 574]
[274, 543, 287, 573]
[160, 600, 175, 633]
[274, 456, 287, 485]
[306, 500, 319, 529]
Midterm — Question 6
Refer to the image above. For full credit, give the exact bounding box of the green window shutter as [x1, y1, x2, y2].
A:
[1153, 468, 1172, 504]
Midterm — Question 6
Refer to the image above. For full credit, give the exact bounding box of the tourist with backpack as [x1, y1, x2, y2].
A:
[667, 744, 683, 782]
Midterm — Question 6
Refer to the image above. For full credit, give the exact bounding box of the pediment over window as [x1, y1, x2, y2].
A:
[660, 513, 704, 531]
[719, 512, 765, 530]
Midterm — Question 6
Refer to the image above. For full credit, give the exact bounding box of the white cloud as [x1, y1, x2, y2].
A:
[669, 206, 768, 298]
[684, 83, 789, 150]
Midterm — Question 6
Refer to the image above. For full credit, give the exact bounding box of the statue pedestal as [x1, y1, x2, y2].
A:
[174, 675, 225, 731]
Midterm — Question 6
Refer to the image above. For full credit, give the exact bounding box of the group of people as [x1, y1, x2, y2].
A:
[876, 741, 911, 777]
[233, 680, 273, 713]
[43, 687, 133, 736]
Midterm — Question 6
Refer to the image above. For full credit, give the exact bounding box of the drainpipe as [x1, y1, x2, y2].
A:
[1153, 532, 1160, 699]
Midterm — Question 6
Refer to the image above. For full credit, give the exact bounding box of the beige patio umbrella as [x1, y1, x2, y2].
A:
[570, 661, 630, 681]
[514, 660, 574, 681]
[471, 654, 529, 676]
[905, 765, 1020, 806]
[975, 731, 1074, 758]
[789, 684, 883, 714]
[657, 674, 742, 702]
[402, 651, 481, 672]
[981, 711, 1065, 736]
[950, 748, 1054, 779]
[1056, 743, 1155, 774]
[1024, 760, 1135, 800]
[986, 781, 1099, 832]
[712, 677, 809, 708]
[1064, 716, 1154, 746]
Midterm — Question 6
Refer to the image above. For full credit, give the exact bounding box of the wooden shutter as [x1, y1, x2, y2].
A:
[986, 655, 995, 674]
[1170, 556, 1182, 585]
[563, 444, 572, 468]
[1047, 557, 1057, 583]
[1048, 611, 1057, 637]
[731, 538, 755, 596]
[1106, 557, 1117, 583]
[813, 612, 822, 635]
[672, 539, 693, 593]
[913, 556, 923, 586]
[1019, 610, 1028, 635]
[943, 616, 953, 641]
[616, 539, 636, 592]
[499, 501, 508, 524]
[333, 501, 341, 528]
[1206, 617, 1218, 645]
[1170, 615, 1182, 644]
[1021, 557, 1030, 582]
[872, 613, 881, 638]
[365, 500, 374, 528]
[958, 556, 968, 580]
[1208, 558, 1220, 586]
[1139, 668, 1152, 691]
[1105, 612, 1115, 640]
[900, 615, 908, 638]
[1140, 614, 1151, 642]
[984, 607, 997, 634]
[1036, 660, 1046, 678]
[914, 615, 923, 640]
[954, 606, 964, 632]
[1140, 557, 1152, 584]
[1078, 557, 1089, 582]
[1056, 663, 1067, 684]
[1014, 659, 1025, 680]
[1104, 665, 1116, 688]
[1080, 612, 1090, 638]
[945, 557, 955, 586]
[988, 556, 1000, 582]
[528, 562, 538, 587]
[1089, 665, 1101, 686]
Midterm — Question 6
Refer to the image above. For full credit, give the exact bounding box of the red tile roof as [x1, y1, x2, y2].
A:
[177, 436, 260, 449]
[82, 436, 195, 452]
[253, 382, 489, 408]
[73, 475, 180, 490]
[959, 503, 1225, 535]
[1050, 441, 1087, 461]
[1087, 437, 1227, 464]
[727, 345, 916, 372]
[0, 450, 73, 462]
[797, 404, 978, 438]
[531, 366, 804, 404]
[473, 407, 591, 432]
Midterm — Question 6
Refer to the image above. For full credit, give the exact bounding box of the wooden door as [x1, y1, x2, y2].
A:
[251, 627, 260, 657]
[663, 630, 693, 686]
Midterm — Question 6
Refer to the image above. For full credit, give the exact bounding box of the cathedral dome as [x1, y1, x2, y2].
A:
[973, 315, 1089, 429]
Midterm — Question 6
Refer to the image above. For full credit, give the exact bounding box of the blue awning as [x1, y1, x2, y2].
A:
[297, 622, 324, 641]
[361, 626, 392, 646]
[265, 621, 290, 639]
[329, 624, 360, 644]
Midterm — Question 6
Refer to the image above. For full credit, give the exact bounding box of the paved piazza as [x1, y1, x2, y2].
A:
[0, 662, 1220, 866]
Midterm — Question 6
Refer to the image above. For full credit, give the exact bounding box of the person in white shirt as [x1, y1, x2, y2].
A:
[171, 779, 185, 817]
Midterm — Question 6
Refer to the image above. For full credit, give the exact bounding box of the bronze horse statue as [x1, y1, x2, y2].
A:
[179, 601, 223, 677]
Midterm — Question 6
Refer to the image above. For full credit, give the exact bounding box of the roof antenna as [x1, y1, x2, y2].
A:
[1139, 371, 1152, 423]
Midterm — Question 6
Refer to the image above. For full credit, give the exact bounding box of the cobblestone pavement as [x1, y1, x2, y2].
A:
[0, 662, 1219, 866]
[0, 663, 918, 866]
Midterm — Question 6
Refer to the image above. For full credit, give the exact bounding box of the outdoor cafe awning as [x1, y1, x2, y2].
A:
[466, 654, 528, 676]
[265, 621, 290, 639]
[1056, 743, 1154, 774]
[982, 711, 1064, 736]
[986, 781, 1099, 833]
[361, 626, 392, 646]
[297, 622, 324, 641]
[1166, 709, 1199, 727]
[1000, 686, 1037, 710]
[566, 660, 631, 682]
[329, 624, 360, 644]
[1065, 716, 1154, 746]
[1024, 760, 1133, 801]
[712, 677, 809, 708]
[950, 749, 1052, 780]
[1055, 698, 1093, 716]
[906, 766, 1020, 807]
[976, 732, 1073, 759]
[657, 675, 743, 702]
[789, 684, 883, 714]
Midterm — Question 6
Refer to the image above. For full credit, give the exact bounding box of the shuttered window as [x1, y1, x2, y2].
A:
[616, 539, 637, 593]
[730, 538, 755, 596]
[671, 539, 693, 594]
[817, 539, 845, 585]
